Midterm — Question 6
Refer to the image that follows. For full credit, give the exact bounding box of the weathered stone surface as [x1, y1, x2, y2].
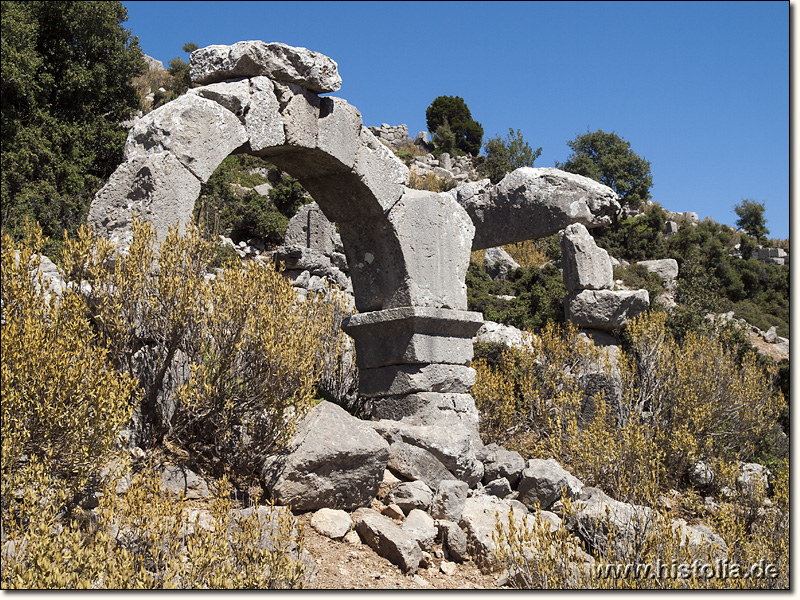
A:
[161, 465, 210, 500]
[264, 401, 389, 511]
[190, 40, 342, 93]
[402, 509, 437, 552]
[559, 223, 613, 292]
[354, 508, 423, 573]
[637, 259, 679, 283]
[273, 81, 320, 148]
[367, 392, 479, 430]
[449, 168, 621, 250]
[565, 289, 650, 330]
[663, 220, 679, 234]
[310, 508, 352, 540]
[672, 519, 727, 558]
[437, 519, 468, 563]
[188, 78, 251, 120]
[125, 93, 247, 182]
[430, 480, 470, 522]
[246, 76, 285, 151]
[517, 458, 584, 510]
[317, 97, 362, 171]
[370, 419, 484, 486]
[388, 188, 474, 309]
[738, 462, 770, 492]
[688, 461, 715, 488]
[284, 202, 341, 255]
[343, 307, 483, 369]
[477, 443, 526, 487]
[358, 363, 476, 398]
[565, 487, 653, 556]
[484, 246, 520, 281]
[387, 441, 456, 491]
[228, 505, 300, 552]
[89, 152, 201, 246]
[474, 321, 536, 351]
[459, 496, 525, 561]
[484, 478, 512, 498]
[353, 128, 409, 212]
[385, 480, 433, 514]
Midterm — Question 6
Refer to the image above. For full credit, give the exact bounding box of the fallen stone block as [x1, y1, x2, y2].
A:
[565, 289, 650, 330]
[354, 508, 423, 573]
[517, 458, 584, 511]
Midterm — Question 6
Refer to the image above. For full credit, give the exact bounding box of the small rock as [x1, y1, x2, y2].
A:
[310, 507, 352, 539]
[343, 530, 361, 545]
[440, 560, 458, 576]
[382, 503, 405, 520]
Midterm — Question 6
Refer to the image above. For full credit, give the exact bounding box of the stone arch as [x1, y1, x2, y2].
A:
[89, 71, 476, 315]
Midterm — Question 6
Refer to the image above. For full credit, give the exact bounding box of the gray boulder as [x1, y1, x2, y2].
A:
[559, 223, 613, 292]
[484, 478, 512, 498]
[354, 508, 423, 573]
[478, 443, 526, 487]
[449, 168, 621, 250]
[459, 496, 526, 562]
[437, 519, 468, 563]
[310, 508, 352, 540]
[385, 480, 434, 514]
[429, 480, 470, 522]
[161, 465, 210, 499]
[387, 440, 456, 491]
[517, 458, 584, 510]
[263, 401, 389, 511]
[474, 320, 535, 351]
[565, 487, 653, 556]
[484, 246, 521, 281]
[688, 461, 715, 488]
[402, 509, 438, 551]
[637, 259, 679, 284]
[190, 40, 342, 93]
[284, 201, 341, 255]
[228, 505, 300, 552]
[565, 289, 650, 330]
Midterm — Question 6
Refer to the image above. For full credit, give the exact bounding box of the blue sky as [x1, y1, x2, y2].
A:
[122, 1, 789, 238]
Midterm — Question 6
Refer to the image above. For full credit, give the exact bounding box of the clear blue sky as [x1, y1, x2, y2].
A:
[122, 1, 790, 238]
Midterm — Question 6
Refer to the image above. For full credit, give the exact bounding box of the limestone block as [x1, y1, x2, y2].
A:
[317, 97, 362, 171]
[559, 223, 613, 291]
[367, 392, 478, 425]
[402, 509, 438, 552]
[474, 320, 536, 351]
[190, 40, 342, 93]
[450, 168, 621, 250]
[476, 443, 526, 487]
[358, 364, 476, 398]
[637, 258, 679, 283]
[342, 307, 484, 369]
[125, 94, 247, 182]
[565, 289, 650, 330]
[189, 79, 251, 120]
[459, 496, 525, 561]
[385, 481, 434, 514]
[310, 508, 352, 540]
[387, 441, 456, 491]
[430, 480, 469, 522]
[274, 82, 320, 148]
[388, 188, 475, 310]
[483, 246, 521, 281]
[354, 509, 423, 573]
[370, 418, 484, 486]
[263, 401, 389, 511]
[517, 458, 584, 510]
[437, 519, 468, 563]
[353, 127, 409, 211]
[284, 202, 339, 254]
[89, 152, 201, 247]
[663, 220, 679, 234]
[246, 76, 285, 151]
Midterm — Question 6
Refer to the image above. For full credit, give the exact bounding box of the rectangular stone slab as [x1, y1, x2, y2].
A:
[358, 363, 476, 398]
[342, 307, 484, 369]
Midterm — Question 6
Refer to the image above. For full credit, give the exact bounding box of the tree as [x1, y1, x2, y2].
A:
[734, 199, 769, 243]
[425, 95, 484, 156]
[1, 1, 146, 246]
[557, 129, 652, 217]
[479, 128, 543, 184]
[166, 41, 198, 99]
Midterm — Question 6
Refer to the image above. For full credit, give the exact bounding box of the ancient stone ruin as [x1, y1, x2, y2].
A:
[88, 39, 621, 485]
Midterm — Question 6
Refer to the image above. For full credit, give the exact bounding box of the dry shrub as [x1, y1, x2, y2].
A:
[473, 313, 783, 505]
[503, 240, 549, 269]
[59, 219, 347, 474]
[1, 223, 138, 509]
[1, 462, 306, 589]
[407, 171, 457, 192]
